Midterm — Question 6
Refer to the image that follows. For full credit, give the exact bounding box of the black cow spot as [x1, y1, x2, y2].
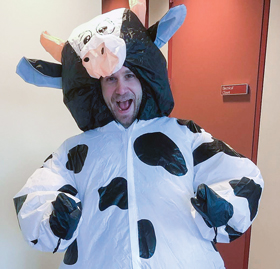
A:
[134, 132, 187, 176]
[230, 177, 262, 221]
[138, 219, 156, 259]
[193, 138, 244, 166]
[44, 154, 53, 162]
[177, 119, 202, 133]
[13, 194, 28, 215]
[40, 154, 54, 168]
[64, 239, 78, 265]
[59, 185, 78, 197]
[98, 177, 128, 211]
[211, 241, 218, 252]
[225, 225, 243, 242]
[66, 144, 88, 173]
[31, 239, 38, 245]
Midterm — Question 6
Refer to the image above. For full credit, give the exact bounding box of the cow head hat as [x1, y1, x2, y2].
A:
[17, 3, 186, 131]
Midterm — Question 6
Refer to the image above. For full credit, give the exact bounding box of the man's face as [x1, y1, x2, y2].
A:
[101, 66, 143, 128]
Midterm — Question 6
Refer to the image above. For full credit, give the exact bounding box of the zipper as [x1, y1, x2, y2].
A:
[124, 123, 141, 269]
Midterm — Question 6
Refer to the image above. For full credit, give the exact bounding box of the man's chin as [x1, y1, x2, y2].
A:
[115, 115, 134, 128]
[118, 119, 133, 128]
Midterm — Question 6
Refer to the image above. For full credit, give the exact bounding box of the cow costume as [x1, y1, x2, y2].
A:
[14, 3, 263, 269]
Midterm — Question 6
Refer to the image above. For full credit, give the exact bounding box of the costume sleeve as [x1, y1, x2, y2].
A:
[13, 143, 82, 253]
[185, 120, 263, 243]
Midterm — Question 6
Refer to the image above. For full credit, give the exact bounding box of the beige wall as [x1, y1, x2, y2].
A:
[149, 0, 169, 60]
[249, 0, 280, 268]
[0, 1, 101, 268]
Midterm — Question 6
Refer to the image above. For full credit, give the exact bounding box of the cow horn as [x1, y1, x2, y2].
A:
[129, 0, 146, 26]
[40, 31, 65, 63]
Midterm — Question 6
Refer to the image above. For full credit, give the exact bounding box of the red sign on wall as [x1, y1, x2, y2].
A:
[221, 84, 249, 96]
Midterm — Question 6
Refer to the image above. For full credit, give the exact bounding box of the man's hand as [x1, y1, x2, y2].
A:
[191, 184, 233, 228]
[50, 193, 81, 240]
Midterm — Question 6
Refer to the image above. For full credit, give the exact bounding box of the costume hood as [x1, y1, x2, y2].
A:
[17, 5, 186, 131]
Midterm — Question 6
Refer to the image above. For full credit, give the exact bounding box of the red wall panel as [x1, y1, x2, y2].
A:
[170, 0, 265, 158]
[102, 0, 129, 13]
[169, 0, 268, 268]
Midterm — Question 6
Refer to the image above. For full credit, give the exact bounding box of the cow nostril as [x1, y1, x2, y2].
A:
[84, 57, 90, 62]
[101, 47, 104, 55]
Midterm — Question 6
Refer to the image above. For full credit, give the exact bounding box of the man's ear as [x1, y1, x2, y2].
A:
[16, 57, 62, 89]
[147, 4, 187, 49]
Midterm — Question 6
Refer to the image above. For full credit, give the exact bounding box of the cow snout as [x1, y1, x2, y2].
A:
[82, 42, 119, 79]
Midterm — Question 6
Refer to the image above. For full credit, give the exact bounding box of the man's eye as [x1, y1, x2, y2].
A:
[126, 73, 135, 79]
[106, 77, 116, 82]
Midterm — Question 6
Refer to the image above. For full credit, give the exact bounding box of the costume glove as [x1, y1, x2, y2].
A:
[191, 184, 233, 228]
[50, 193, 81, 240]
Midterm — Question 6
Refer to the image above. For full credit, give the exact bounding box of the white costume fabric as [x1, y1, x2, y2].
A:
[14, 117, 263, 269]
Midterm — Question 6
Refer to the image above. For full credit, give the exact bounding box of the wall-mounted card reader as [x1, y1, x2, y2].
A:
[221, 84, 249, 96]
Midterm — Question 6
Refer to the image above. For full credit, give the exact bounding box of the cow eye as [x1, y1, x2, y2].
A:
[97, 26, 108, 34]
[96, 19, 115, 35]
[78, 30, 92, 51]
[83, 35, 91, 45]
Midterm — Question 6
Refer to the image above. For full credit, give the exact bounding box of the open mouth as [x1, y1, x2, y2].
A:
[117, 99, 133, 111]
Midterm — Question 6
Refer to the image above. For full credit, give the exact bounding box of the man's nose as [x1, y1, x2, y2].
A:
[115, 79, 127, 95]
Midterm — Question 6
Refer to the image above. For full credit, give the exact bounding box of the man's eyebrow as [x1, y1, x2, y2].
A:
[102, 74, 114, 80]
[124, 70, 134, 74]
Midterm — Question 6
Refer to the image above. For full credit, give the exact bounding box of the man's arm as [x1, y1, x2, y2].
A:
[184, 120, 263, 243]
[14, 145, 82, 253]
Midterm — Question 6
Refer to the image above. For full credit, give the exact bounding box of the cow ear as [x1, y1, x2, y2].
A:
[147, 4, 187, 49]
[16, 57, 62, 89]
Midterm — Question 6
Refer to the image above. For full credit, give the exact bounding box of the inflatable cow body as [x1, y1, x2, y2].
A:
[14, 4, 264, 269]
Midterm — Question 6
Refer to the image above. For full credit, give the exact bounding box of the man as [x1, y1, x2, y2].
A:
[101, 66, 143, 129]
[14, 6, 263, 269]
